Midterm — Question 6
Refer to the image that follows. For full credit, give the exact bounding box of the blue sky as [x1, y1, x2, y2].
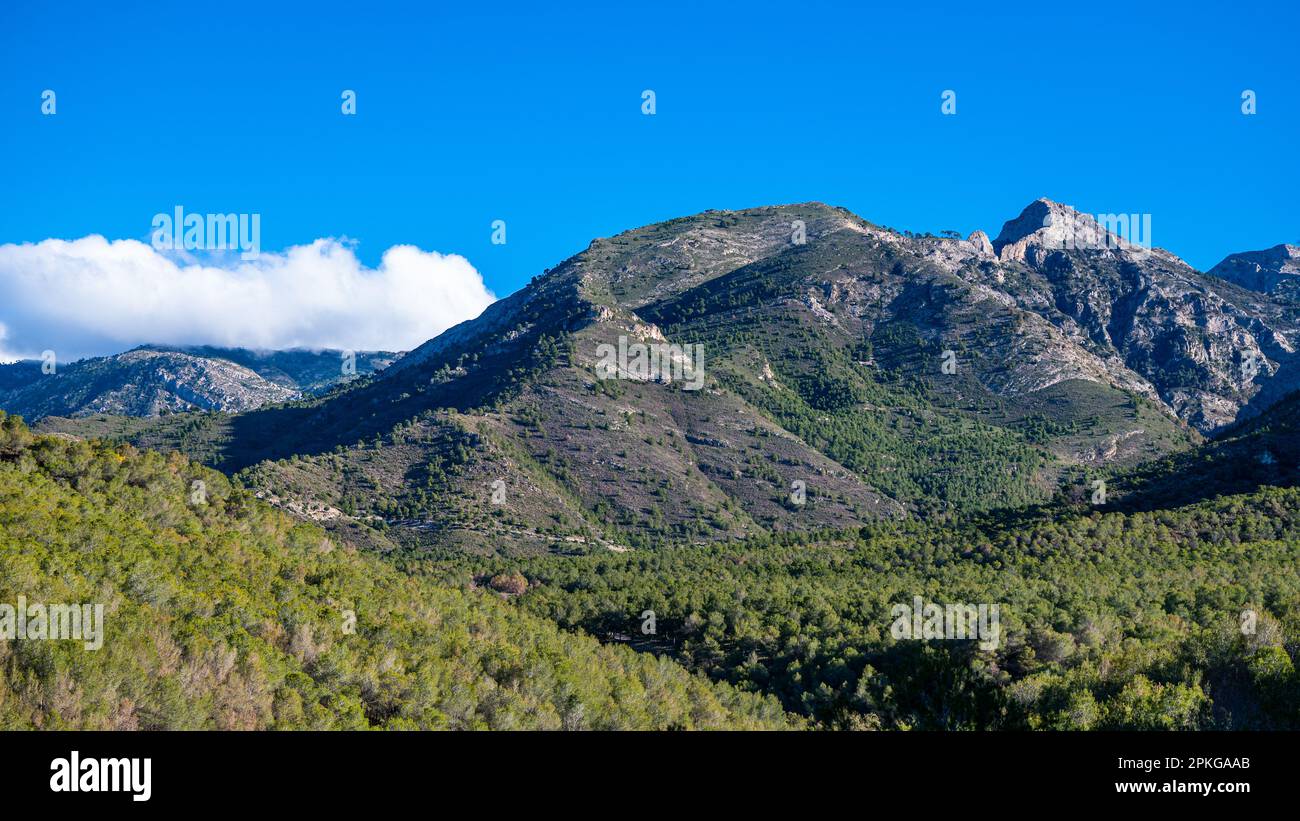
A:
[1, 0, 1296, 308]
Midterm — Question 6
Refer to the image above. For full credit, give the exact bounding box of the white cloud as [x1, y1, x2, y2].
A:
[0, 236, 496, 362]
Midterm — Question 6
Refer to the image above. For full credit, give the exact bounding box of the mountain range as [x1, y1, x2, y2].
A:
[19, 198, 1300, 553]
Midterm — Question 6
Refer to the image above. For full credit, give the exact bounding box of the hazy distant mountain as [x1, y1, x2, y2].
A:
[139, 345, 401, 393]
[0, 346, 397, 421]
[1209, 243, 1300, 300]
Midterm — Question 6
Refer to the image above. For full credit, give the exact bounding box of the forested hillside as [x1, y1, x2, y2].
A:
[0, 412, 791, 730]
[405, 486, 1300, 729]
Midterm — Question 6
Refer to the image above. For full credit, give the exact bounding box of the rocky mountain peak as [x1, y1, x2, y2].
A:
[991, 198, 1155, 263]
[994, 199, 1088, 258]
[967, 229, 994, 256]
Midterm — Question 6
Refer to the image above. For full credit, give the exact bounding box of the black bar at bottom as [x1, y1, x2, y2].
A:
[1, 730, 1281, 809]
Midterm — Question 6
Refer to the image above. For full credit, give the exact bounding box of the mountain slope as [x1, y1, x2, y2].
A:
[0, 411, 791, 730]
[1110, 389, 1300, 511]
